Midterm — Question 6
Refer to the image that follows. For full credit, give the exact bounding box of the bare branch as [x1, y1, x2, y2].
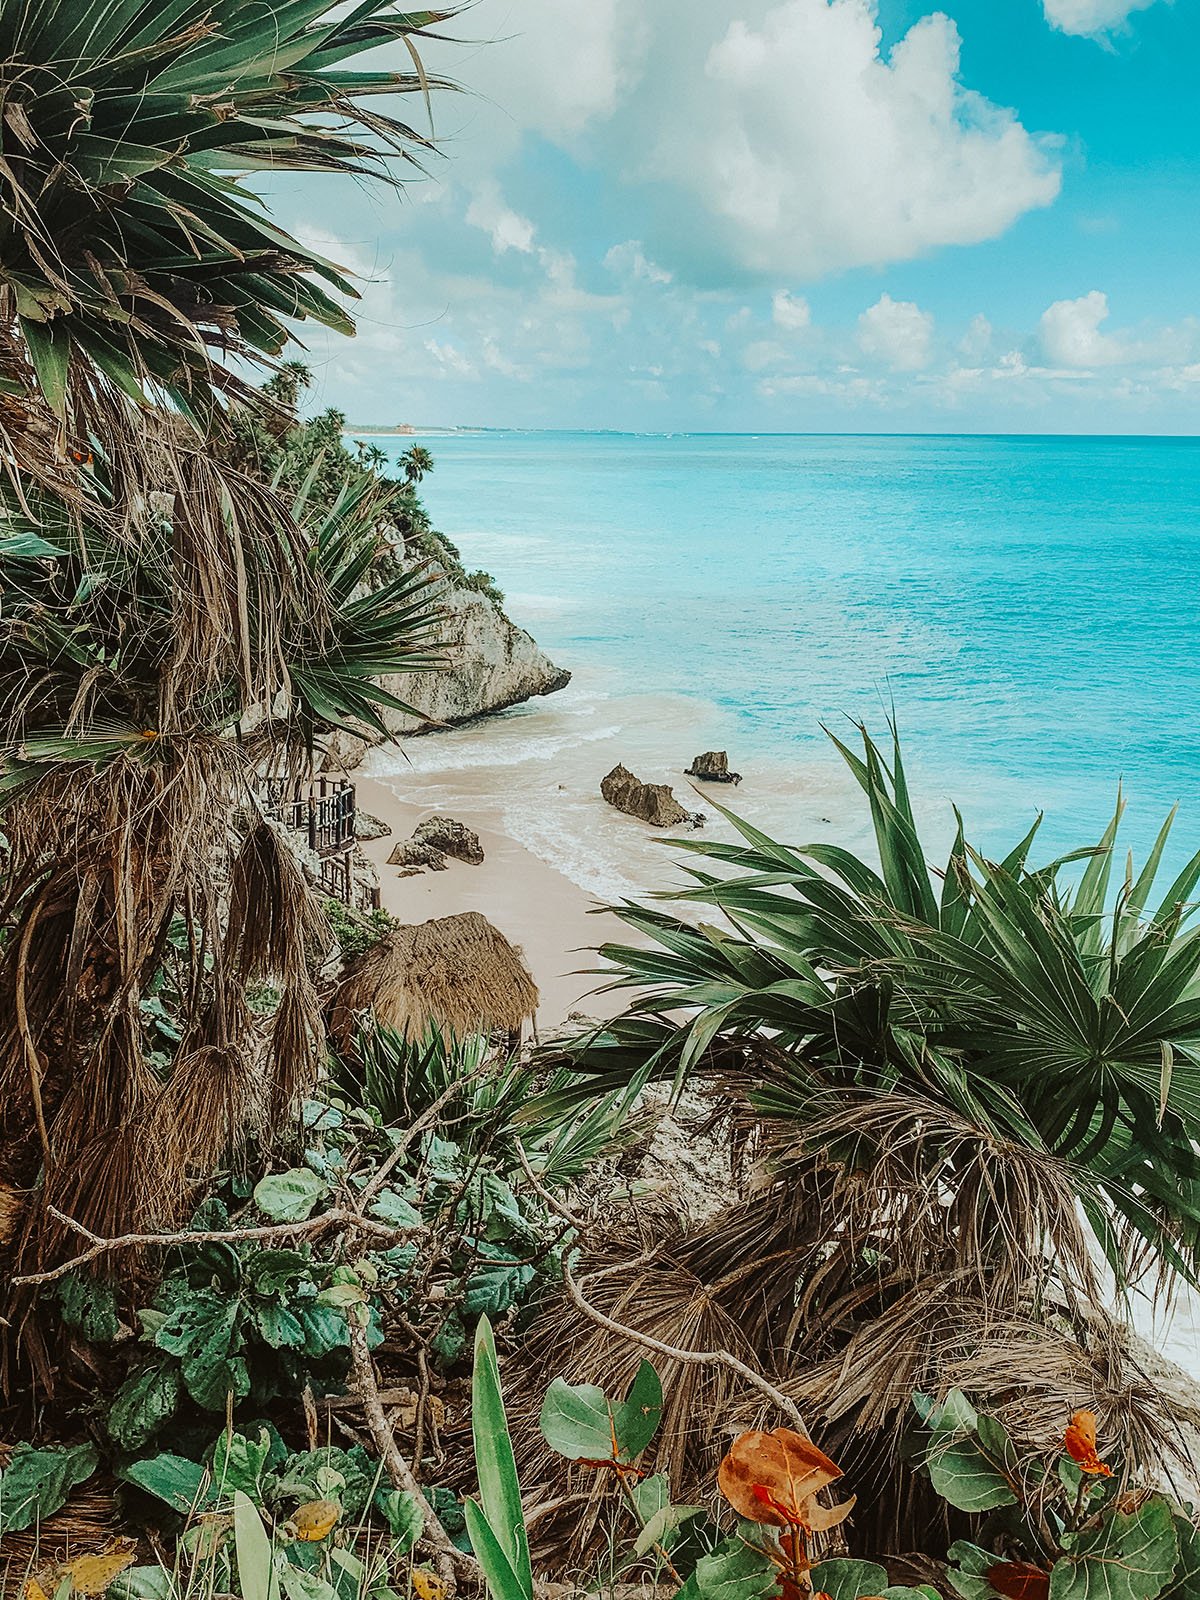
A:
[346, 1314, 482, 1599]
[12, 1204, 426, 1286]
[514, 1141, 811, 1437]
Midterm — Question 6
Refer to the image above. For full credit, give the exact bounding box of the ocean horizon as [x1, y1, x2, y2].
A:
[357, 429, 1200, 895]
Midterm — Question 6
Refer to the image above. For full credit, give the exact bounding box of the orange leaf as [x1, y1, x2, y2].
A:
[1064, 1411, 1112, 1477]
[292, 1498, 341, 1541]
[67, 1541, 139, 1595]
[989, 1561, 1052, 1600]
[718, 1429, 855, 1531]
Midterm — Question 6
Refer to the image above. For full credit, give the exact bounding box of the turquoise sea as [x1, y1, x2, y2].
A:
[384, 430, 1200, 876]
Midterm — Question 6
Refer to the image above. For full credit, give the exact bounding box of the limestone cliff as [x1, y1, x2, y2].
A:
[326, 585, 570, 769]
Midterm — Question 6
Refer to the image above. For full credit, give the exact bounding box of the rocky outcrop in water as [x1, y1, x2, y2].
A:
[686, 751, 742, 784]
[324, 587, 570, 769]
[600, 764, 704, 829]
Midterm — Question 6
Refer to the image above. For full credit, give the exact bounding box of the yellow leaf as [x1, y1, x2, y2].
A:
[292, 1498, 341, 1541]
[411, 1570, 447, 1600]
[67, 1540, 138, 1595]
[22, 1579, 52, 1600]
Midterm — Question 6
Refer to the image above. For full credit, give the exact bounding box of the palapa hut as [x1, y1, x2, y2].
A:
[332, 911, 539, 1047]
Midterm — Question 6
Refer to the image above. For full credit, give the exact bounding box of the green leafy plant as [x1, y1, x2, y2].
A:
[914, 1392, 1196, 1600]
[465, 1318, 534, 1600]
[0, 1441, 97, 1532]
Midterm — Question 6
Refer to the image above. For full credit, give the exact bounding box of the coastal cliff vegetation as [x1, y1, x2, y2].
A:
[1, 3, 1199, 1600]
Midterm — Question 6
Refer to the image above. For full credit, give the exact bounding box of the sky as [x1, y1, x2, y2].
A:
[268, 0, 1200, 433]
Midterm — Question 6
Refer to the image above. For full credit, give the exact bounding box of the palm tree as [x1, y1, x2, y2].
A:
[524, 727, 1200, 1540]
[0, 0, 455, 1381]
[402, 443, 435, 485]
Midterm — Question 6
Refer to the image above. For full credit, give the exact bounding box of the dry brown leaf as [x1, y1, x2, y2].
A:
[988, 1561, 1052, 1600]
[67, 1540, 139, 1595]
[411, 1569, 447, 1600]
[717, 1428, 855, 1531]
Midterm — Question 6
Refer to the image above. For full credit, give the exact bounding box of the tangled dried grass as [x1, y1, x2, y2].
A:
[510, 1088, 1200, 1560]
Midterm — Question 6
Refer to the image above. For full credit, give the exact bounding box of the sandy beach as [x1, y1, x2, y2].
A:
[354, 775, 637, 1031]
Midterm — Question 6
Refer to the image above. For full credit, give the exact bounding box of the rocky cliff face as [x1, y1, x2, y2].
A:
[326, 586, 570, 769]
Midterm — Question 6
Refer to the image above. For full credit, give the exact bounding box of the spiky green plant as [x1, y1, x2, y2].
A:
[563, 724, 1200, 1292]
[0, 0, 450, 432]
[521, 728, 1200, 1541]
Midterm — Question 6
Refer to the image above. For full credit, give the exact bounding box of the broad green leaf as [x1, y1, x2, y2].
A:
[685, 1536, 780, 1600]
[121, 1453, 211, 1515]
[211, 1429, 271, 1505]
[539, 1361, 663, 1465]
[108, 1361, 181, 1450]
[0, 1442, 98, 1532]
[946, 1541, 1001, 1600]
[632, 1502, 704, 1558]
[253, 1168, 329, 1222]
[56, 1273, 121, 1343]
[811, 1559, 891, 1600]
[924, 1408, 1019, 1513]
[1050, 1499, 1178, 1600]
[109, 1568, 177, 1600]
[368, 1188, 423, 1228]
[374, 1487, 424, 1555]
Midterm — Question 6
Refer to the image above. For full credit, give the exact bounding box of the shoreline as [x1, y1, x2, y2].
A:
[354, 775, 637, 1031]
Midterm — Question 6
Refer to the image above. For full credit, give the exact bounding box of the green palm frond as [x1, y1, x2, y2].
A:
[559, 723, 1200, 1292]
[0, 453, 445, 789]
[0, 0, 454, 426]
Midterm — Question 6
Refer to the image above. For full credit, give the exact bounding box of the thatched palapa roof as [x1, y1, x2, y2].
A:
[333, 911, 539, 1042]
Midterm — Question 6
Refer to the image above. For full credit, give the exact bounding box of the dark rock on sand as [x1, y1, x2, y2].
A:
[387, 840, 448, 872]
[411, 815, 485, 865]
[686, 750, 742, 785]
[600, 764, 704, 829]
[354, 809, 391, 841]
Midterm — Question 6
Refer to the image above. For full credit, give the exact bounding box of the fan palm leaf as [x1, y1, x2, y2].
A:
[0, 0, 454, 430]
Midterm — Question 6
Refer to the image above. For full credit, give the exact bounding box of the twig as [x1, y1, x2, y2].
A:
[514, 1141, 811, 1436]
[358, 1066, 490, 1207]
[13, 1204, 426, 1286]
[347, 1316, 483, 1599]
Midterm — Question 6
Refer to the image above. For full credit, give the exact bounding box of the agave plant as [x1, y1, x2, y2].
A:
[331, 1016, 647, 1189]
[519, 727, 1200, 1545]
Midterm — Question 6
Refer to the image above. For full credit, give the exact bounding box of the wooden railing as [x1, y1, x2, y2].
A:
[263, 777, 356, 857]
[263, 777, 378, 908]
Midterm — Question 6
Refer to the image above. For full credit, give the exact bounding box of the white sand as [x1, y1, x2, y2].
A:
[353, 776, 639, 1031]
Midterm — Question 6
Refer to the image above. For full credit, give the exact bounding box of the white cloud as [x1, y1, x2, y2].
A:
[772, 290, 811, 331]
[423, 338, 478, 378]
[604, 240, 672, 284]
[642, 0, 1060, 277]
[1041, 0, 1159, 38]
[465, 183, 537, 255]
[742, 340, 787, 371]
[858, 293, 935, 371]
[959, 313, 993, 360]
[1039, 290, 1128, 367]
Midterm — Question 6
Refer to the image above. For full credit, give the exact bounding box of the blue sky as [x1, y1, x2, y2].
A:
[270, 0, 1200, 432]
